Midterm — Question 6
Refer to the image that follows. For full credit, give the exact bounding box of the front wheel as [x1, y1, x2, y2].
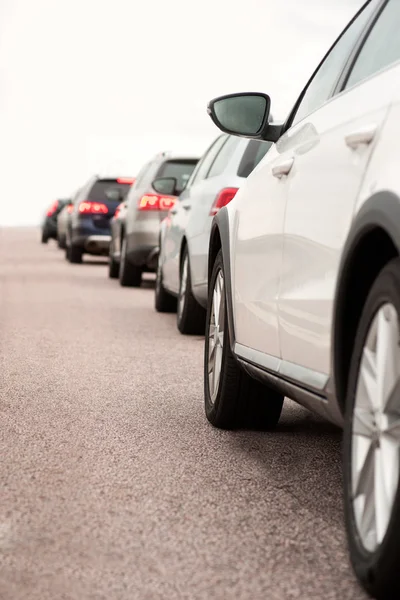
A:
[204, 249, 284, 430]
[344, 258, 400, 600]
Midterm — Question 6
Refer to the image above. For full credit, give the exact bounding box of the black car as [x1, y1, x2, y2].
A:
[41, 199, 70, 244]
[66, 176, 134, 264]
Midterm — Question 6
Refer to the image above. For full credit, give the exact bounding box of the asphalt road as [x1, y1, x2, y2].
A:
[0, 228, 368, 600]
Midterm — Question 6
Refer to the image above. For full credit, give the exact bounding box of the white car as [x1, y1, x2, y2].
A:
[155, 134, 272, 334]
[204, 1, 400, 597]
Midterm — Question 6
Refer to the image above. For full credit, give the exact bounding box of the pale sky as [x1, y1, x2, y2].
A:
[0, 0, 363, 226]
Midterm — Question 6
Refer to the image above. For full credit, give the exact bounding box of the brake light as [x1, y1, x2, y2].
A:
[138, 193, 176, 211]
[46, 200, 59, 217]
[117, 177, 135, 185]
[114, 202, 124, 219]
[209, 188, 238, 216]
[78, 201, 108, 215]
[67, 204, 74, 214]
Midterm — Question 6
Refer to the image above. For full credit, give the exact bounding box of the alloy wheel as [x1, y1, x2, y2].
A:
[351, 302, 400, 552]
[207, 269, 225, 403]
[178, 256, 188, 320]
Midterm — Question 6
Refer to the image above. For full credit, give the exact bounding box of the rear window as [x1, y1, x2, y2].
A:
[88, 179, 132, 202]
[156, 160, 198, 193]
[237, 140, 273, 178]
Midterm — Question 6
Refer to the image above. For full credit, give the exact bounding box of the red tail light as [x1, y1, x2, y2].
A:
[117, 177, 135, 185]
[209, 188, 239, 216]
[67, 204, 74, 214]
[78, 201, 108, 215]
[114, 202, 124, 219]
[138, 193, 176, 211]
[46, 200, 59, 217]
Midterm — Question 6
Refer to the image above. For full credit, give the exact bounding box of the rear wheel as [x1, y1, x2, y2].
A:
[119, 238, 142, 287]
[204, 250, 284, 429]
[344, 258, 400, 600]
[108, 245, 119, 279]
[177, 247, 206, 334]
[68, 245, 83, 264]
[57, 235, 66, 250]
[41, 231, 49, 244]
[155, 253, 177, 313]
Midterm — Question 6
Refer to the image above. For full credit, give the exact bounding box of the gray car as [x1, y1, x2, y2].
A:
[119, 152, 199, 287]
[155, 134, 272, 334]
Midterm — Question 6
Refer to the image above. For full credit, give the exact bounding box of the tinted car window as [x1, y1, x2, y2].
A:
[88, 180, 131, 202]
[207, 136, 242, 178]
[156, 160, 198, 194]
[346, 0, 400, 89]
[292, 0, 378, 125]
[189, 135, 229, 186]
[237, 140, 273, 178]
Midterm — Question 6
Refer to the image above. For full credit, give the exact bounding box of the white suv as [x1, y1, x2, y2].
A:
[204, 1, 400, 597]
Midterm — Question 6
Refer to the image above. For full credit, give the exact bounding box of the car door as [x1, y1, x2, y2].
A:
[232, 0, 380, 366]
[278, 0, 398, 387]
[162, 135, 229, 294]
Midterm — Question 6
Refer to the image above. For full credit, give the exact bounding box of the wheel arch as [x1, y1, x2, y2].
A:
[208, 208, 236, 352]
[333, 191, 400, 414]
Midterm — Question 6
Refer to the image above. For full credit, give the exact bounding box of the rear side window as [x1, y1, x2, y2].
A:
[237, 140, 273, 178]
[189, 135, 229, 186]
[345, 0, 400, 89]
[156, 160, 198, 193]
[88, 180, 131, 202]
[207, 136, 242, 179]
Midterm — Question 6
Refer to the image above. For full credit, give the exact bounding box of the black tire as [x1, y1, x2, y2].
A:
[344, 258, 400, 600]
[119, 238, 142, 287]
[204, 249, 284, 430]
[41, 231, 49, 244]
[108, 254, 119, 279]
[57, 235, 66, 250]
[177, 246, 206, 334]
[155, 252, 177, 313]
[68, 245, 83, 264]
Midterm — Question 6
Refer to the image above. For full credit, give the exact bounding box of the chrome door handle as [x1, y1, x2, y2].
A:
[272, 158, 294, 179]
[345, 124, 377, 149]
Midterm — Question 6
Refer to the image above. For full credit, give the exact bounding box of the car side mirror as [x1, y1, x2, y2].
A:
[105, 188, 123, 202]
[152, 177, 178, 196]
[207, 92, 281, 142]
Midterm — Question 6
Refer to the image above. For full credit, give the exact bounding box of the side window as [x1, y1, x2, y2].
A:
[345, 0, 400, 89]
[237, 140, 273, 178]
[207, 136, 242, 179]
[188, 135, 228, 186]
[292, 0, 379, 125]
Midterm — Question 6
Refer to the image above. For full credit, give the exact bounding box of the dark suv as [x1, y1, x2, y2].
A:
[66, 176, 134, 264]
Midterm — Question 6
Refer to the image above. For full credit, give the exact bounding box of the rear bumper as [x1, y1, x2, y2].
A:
[71, 220, 111, 254]
[127, 243, 159, 270]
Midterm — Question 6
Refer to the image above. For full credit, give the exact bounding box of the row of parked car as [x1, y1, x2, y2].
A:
[41, 1, 400, 597]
